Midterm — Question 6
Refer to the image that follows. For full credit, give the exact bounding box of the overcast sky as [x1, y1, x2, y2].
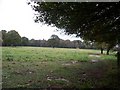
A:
[0, 0, 81, 41]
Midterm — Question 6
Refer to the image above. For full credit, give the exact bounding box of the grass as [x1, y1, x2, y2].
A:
[2, 47, 119, 88]
[2, 47, 90, 62]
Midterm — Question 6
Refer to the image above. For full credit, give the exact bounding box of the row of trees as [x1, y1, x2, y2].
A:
[0, 30, 116, 55]
[0, 30, 99, 49]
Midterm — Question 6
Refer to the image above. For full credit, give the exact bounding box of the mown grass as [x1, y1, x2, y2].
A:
[2, 47, 119, 89]
[2, 47, 90, 62]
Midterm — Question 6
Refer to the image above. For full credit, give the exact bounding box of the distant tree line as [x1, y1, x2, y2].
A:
[0, 30, 99, 49]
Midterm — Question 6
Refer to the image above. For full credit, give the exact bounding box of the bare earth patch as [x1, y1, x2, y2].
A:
[89, 54, 101, 58]
[91, 60, 99, 63]
[47, 76, 69, 82]
[62, 61, 78, 66]
[89, 54, 102, 63]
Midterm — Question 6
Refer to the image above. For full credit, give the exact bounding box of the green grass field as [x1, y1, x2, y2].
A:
[2, 47, 119, 88]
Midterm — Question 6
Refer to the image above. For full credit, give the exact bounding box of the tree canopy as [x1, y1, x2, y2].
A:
[6, 30, 21, 46]
[48, 34, 60, 48]
[21, 37, 29, 46]
[31, 2, 120, 47]
[1, 30, 21, 46]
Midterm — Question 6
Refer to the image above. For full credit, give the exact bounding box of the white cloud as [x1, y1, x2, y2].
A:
[0, 0, 80, 41]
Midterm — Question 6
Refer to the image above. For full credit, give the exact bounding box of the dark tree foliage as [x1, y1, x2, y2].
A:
[21, 37, 29, 46]
[32, 2, 120, 46]
[48, 34, 60, 48]
[2, 30, 93, 48]
[5, 30, 21, 46]
[0, 31, 2, 46]
[0, 30, 7, 46]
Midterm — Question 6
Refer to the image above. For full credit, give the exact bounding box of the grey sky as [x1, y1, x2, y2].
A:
[0, 0, 81, 41]
[30, 0, 120, 2]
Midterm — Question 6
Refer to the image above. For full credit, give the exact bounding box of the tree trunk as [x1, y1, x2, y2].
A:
[106, 48, 110, 55]
[101, 48, 103, 54]
[117, 51, 120, 69]
[117, 51, 120, 88]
